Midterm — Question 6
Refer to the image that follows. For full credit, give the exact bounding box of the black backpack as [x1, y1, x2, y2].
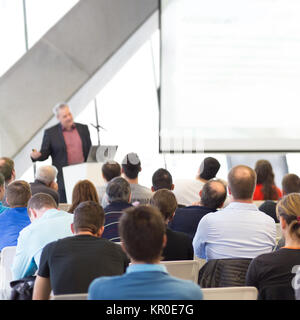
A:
[10, 276, 36, 300]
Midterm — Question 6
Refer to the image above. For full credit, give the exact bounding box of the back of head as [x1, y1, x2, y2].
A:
[101, 161, 121, 182]
[121, 153, 141, 179]
[0, 157, 15, 183]
[73, 201, 105, 234]
[27, 193, 58, 211]
[150, 189, 177, 221]
[199, 157, 220, 180]
[152, 168, 173, 191]
[6, 180, 31, 207]
[106, 177, 131, 203]
[69, 180, 99, 213]
[255, 159, 278, 200]
[0, 173, 4, 188]
[36, 165, 58, 185]
[201, 179, 227, 209]
[119, 205, 166, 263]
[282, 174, 300, 195]
[228, 165, 256, 200]
[276, 193, 300, 241]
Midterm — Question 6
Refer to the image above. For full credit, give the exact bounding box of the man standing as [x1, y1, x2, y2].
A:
[193, 165, 276, 260]
[30, 103, 92, 203]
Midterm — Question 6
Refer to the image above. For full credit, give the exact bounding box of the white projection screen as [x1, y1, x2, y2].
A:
[160, 0, 300, 152]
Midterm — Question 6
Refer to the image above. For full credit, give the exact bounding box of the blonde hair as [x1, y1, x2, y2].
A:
[276, 193, 300, 240]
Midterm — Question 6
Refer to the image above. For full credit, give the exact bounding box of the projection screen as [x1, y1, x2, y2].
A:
[160, 0, 300, 152]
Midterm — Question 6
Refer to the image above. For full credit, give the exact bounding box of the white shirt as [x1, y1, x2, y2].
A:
[173, 179, 205, 206]
[192, 202, 276, 260]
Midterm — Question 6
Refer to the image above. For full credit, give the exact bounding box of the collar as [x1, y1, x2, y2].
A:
[225, 201, 259, 211]
[61, 123, 76, 131]
[126, 264, 168, 274]
[34, 179, 47, 186]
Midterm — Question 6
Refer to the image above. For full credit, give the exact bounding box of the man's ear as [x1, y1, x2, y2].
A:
[162, 234, 167, 249]
[151, 186, 155, 192]
[28, 208, 37, 221]
[171, 184, 175, 191]
[97, 225, 105, 237]
[199, 190, 202, 197]
[71, 223, 75, 234]
[228, 186, 232, 195]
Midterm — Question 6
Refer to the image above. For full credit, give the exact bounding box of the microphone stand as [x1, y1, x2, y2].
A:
[91, 99, 106, 147]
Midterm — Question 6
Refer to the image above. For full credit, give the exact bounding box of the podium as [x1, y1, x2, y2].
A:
[62, 162, 105, 203]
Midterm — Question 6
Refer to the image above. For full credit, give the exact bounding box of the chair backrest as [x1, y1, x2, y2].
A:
[58, 203, 71, 211]
[198, 258, 252, 288]
[160, 260, 201, 283]
[0, 246, 17, 299]
[202, 286, 258, 300]
[276, 223, 282, 238]
[51, 293, 88, 300]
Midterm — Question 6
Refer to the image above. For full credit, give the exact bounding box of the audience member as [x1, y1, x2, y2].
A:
[0, 173, 8, 213]
[30, 165, 60, 205]
[150, 189, 193, 261]
[12, 193, 73, 280]
[246, 193, 300, 300]
[102, 177, 132, 242]
[33, 201, 129, 299]
[193, 165, 276, 260]
[0, 157, 16, 206]
[151, 168, 174, 191]
[169, 179, 227, 239]
[97, 160, 121, 207]
[174, 157, 221, 206]
[121, 152, 152, 205]
[253, 159, 282, 200]
[68, 179, 99, 213]
[0, 180, 31, 250]
[88, 205, 203, 300]
[259, 173, 300, 223]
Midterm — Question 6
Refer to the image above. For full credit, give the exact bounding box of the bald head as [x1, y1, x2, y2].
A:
[228, 165, 257, 200]
[200, 179, 227, 209]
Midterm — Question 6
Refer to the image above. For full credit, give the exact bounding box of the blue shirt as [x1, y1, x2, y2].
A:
[11, 208, 74, 280]
[88, 264, 203, 300]
[0, 201, 8, 214]
[192, 202, 276, 260]
[0, 207, 31, 251]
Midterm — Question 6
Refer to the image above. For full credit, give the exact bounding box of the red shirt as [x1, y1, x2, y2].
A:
[253, 184, 282, 201]
[62, 125, 84, 165]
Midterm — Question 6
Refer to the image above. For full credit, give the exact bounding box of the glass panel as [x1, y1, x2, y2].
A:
[0, 0, 26, 77]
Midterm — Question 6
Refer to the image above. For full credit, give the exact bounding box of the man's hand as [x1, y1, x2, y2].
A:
[30, 149, 41, 160]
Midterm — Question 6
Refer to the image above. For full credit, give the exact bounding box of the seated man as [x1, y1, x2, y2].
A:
[0, 180, 31, 250]
[259, 173, 300, 223]
[30, 165, 60, 205]
[169, 179, 227, 239]
[121, 152, 152, 205]
[97, 160, 121, 208]
[12, 193, 74, 280]
[193, 165, 276, 260]
[0, 173, 8, 213]
[33, 201, 129, 298]
[88, 205, 203, 300]
[150, 189, 194, 261]
[174, 157, 221, 206]
[102, 177, 132, 242]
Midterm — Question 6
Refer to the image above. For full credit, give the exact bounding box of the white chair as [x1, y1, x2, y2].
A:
[276, 223, 282, 239]
[0, 246, 17, 299]
[58, 203, 71, 211]
[51, 293, 88, 300]
[160, 260, 201, 283]
[202, 286, 258, 300]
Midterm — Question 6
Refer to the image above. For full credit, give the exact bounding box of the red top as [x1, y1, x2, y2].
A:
[253, 184, 282, 200]
[62, 125, 84, 165]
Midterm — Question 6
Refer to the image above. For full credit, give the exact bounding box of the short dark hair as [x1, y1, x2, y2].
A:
[150, 189, 177, 221]
[6, 180, 31, 207]
[121, 153, 141, 179]
[0, 157, 14, 183]
[0, 173, 5, 187]
[152, 168, 173, 191]
[73, 201, 105, 234]
[228, 165, 256, 200]
[282, 174, 300, 195]
[199, 157, 220, 180]
[102, 161, 121, 182]
[119, 205, 166, 263]
[201, 179, 227, 209]
[106, 177, 131, 203]
[28, 193, 58, 211]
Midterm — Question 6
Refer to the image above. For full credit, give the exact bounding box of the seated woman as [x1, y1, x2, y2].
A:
[68, 179, 100, 213]
[253, 159, 282, 200]
[246, 193, 300, 300]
